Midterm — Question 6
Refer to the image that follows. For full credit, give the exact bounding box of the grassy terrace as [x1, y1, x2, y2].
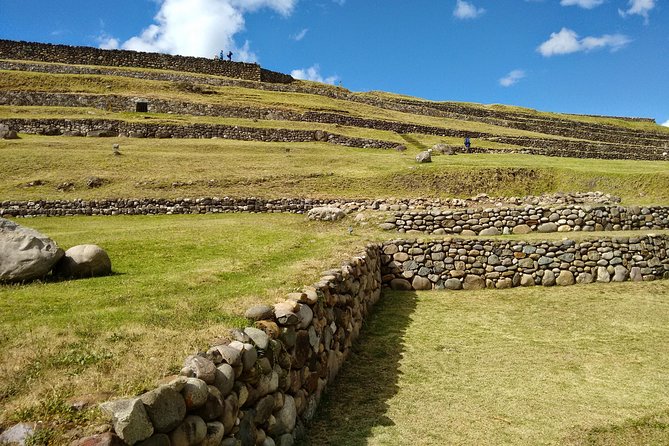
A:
[0, 70, 584, 140]
[305, 285, 669, 445]
[0, 214, 367, 436]
[1, 135, 668, 204]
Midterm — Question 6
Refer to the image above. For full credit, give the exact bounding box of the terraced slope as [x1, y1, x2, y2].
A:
[1, 58, 669, 161]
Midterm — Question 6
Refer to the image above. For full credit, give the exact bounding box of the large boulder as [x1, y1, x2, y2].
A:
[415, 151, 432, 163]
[53, 244, 112, 279]
[431, 143, 456, 155]
[0, 218, 64, 283]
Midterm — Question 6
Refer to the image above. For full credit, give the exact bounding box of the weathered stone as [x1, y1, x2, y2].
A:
[479, 227, 500, 236]
[193, 386, 224, 421]
[576, 272, 594, 284]
[612, 265, 628, 282]
[214, 364, 235, 396]
[183, 356, 216, 384]
[596, 266, 611, 283]
[140, 386, 186, 433]
[556, 271, 575, 286]
[537, 223, 558, 233]
[630, 266, 643, 281]
[496, 278, 513, 289]
[169, 415, 207, 446]
[412, 276, 432, 290]
[379, 223, 397, 231]
[542, 270, 556, 286]
[295, 304, 314, 330]
[244, 327, 270, 350]
[0, 218, 64, 283]
[462, 275, 485, 290]
[415, 150, 432, 163]
[274, 301, 300, 326]
[390, 278, 412, 291]
[181, 378, 209, 410]
[199, 422, 225, 446]
[100, 398, 153, 445]
[512, 224, 532, 234]
[269, 395, 296, 437]
[443, 278, 462, 290]
[78, 432, 126, 446]
[520, 274, 534, 287]
[307, 207, 344, 222]
[244, 305, 274, 321]
[0, 423, 37, 446]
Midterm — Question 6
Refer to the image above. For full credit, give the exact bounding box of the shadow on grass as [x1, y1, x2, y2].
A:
[565, 409, 669, 446]
[298, 290, 417, 446]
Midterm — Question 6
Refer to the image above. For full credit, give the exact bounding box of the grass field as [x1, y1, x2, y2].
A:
[2, 135, 668, 204]
[304, 284, 669, 445]
[0, 214, 366, 437]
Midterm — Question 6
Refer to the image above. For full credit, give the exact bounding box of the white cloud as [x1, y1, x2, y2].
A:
[291, 28, 308, 41]
[101, 0, 298, 62]
[499, 69, 526, 87]
[453, 0, 486, 19]
[662, 120, 669, 127]
[97, 32, 120, 50]
[619, 0, 656, 23]
[291, 64, 339, 85]
[560, 0, 604, 9]
[538, 28, 631, 56]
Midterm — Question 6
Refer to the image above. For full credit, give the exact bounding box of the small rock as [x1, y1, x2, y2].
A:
[99, 398, 153, 445]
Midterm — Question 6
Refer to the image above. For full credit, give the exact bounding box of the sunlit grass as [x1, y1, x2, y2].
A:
[305, 283, 669, 445]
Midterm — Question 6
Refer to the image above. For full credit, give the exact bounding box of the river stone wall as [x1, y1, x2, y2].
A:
[0, 193, 620, 218]
[381, 235, 669, 291]
[94, 244, 382, 446]
[0, 118, 395, 149]
[381, 204, 669, 235]
[0, 39, 292, 83]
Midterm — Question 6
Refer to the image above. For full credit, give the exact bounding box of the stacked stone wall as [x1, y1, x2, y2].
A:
[0, 39, 292, 84]
[0, 118, 395, 149]
[0, 193, 622, 219]
[382, 204, 669, 235]
[381, 235, 669, 291]
[96, 244, 382, 445]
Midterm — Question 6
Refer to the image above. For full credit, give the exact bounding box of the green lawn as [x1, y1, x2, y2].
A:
[304, 284, 669, 445]
[0, 214, 364, 433]
[1, 135, 668, 204]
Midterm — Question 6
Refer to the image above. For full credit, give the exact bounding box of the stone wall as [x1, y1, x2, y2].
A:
[381, 235, 669, 291]
[95, 244, 382, 446]
[0, 193, 621, 219]
[381, 204, 669, 235]
[0, 39, 292, 84]
[0, 118, 396, 149]
[3, 91, 669, 160]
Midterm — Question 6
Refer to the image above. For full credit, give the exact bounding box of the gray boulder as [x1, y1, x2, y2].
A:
[0, 218, 64, 283]
[415, 151, 432, 163]
[52, 244, 111, 279]
[100, 398, 154, 445]
[307, 207, 344, 222]
[431, 143, 455, 155]
[139, 386, 186, 433]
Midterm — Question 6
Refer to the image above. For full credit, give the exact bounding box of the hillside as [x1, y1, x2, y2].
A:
[1, 41, 669, 446]
[1, 54, 669, 205]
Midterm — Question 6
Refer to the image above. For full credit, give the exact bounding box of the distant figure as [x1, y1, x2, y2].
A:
[464, 136, 471, 151]
[227, 51, 233, 61]
[219, 50, 225, 60]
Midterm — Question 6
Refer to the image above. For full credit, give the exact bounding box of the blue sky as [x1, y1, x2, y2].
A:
[0, 0, 667, 124]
